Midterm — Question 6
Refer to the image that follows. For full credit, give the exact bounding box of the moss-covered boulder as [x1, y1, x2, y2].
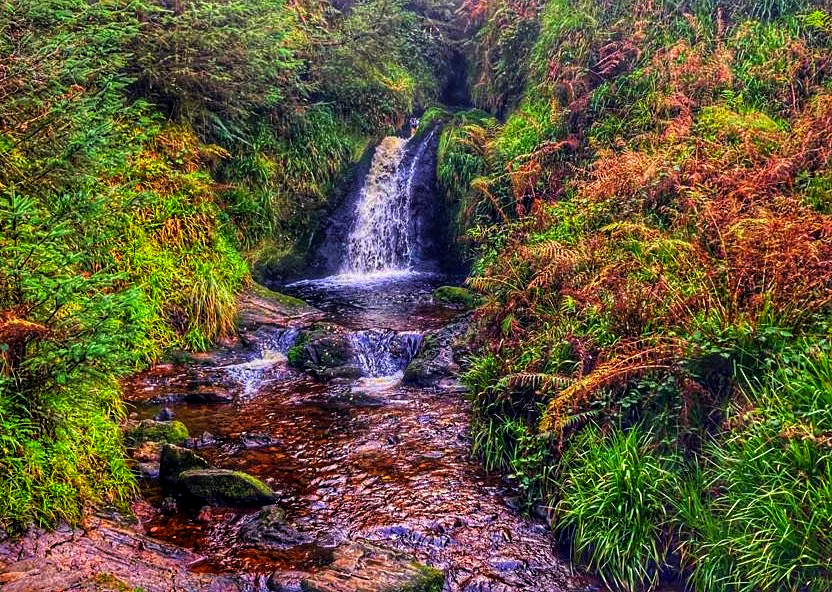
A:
[159, 444, 210, 487]
[235, 283, 321, 330]
[124, 419, 189, 446]
[179, 469, 276, 506]
[432, 286, 479, 310]
[287, 325, 362, 379]
[403, 315, 471, 387]
[300, 540, 444, 592]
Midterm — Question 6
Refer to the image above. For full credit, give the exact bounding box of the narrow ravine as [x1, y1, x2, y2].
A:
[119, 130, 600, 591]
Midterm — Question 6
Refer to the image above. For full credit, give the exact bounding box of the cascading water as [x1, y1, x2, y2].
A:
[341, 130, 436, 275]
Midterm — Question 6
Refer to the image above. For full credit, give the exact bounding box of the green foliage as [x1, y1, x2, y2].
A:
[0, 0, 456, 531]
[462, 1, 832, 590]
[556, 426, 680, 591]
[677, 346, 832, 592]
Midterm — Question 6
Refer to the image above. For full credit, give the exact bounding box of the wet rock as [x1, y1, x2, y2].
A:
[180, 469, 277, 506]
[0, 516, 254, 592]
[131, 441, 162, 463]
[123, 419, 189, 446]
[154, 406, 175, 421]
[303, 335, 357, 372]
[301, 540, 444, 592]
[160, 444, 211, 487]
[185, 389, 235, 404]
[136, 462, 160, 480]
[160, 496, 178, 515]
[185, 431, 221, 448]
[317, 364, 364, 380]
[236, 283, 321, 330]
[403, 314, 471, 387]
[433, 285, 480, 310]
[238, 505, 313, 550]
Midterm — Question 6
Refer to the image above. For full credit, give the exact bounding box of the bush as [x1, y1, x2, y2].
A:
[555, 426, 680, 591]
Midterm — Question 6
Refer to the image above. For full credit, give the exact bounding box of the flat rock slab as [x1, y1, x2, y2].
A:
[301, 541, 443, 592]
[0, 517, 251, 592]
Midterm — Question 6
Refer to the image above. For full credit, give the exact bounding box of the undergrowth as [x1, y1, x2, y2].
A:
[456, 0, 832, 589]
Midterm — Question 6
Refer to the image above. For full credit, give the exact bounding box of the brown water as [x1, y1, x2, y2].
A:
[125, 273, 601, 592]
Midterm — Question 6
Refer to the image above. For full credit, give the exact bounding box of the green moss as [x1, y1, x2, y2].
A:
[180, 469, 276, 505]
[124, 420, 189, 446]
[433, 286, 480, 309]
[405, 565, 444, 592]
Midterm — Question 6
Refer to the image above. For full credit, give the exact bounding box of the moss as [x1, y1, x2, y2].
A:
[249, 282, 310, 312]
[179, 468, 276, 506]
[406, 565, 444, 592]
[433, 286, 479, 309]
[124, 420, 189, 446]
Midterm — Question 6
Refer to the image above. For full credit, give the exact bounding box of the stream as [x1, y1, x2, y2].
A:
[122, 128, 602, 592]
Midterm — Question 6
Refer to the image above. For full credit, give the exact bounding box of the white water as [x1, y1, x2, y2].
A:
[341, 131, 434, 276]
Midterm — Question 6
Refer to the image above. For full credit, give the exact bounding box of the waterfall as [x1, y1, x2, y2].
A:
[341, 131, 435, 275]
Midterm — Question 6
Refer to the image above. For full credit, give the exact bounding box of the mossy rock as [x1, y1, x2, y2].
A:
[235, 282, 319, 330]
[301, 540, 444, 592]
[124, 419, 189, 446]
[250, 282, 311, 312]
[159, 444, 210, 487]
[179, 468, 276, 506]
[432, 286, 479, 310]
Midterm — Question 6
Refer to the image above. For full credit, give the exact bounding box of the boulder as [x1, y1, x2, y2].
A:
[287, 326, 361, 380]
[432, 286, 479, 310]
[124, 419, 189, 446]
[300, 540, 444, 592]
[238, 505, 312, 550]
[403, 315, 471, 388]
[159, 444, 210, 487]
[179, 469, 276, 506]
[236, 283, 320, 330]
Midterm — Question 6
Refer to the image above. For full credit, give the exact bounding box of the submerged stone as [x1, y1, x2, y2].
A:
[180, 469, 276, 506]
[159, 444, 210, 487]
[238, 505, 313, 550]
[300, 540, 444, 592]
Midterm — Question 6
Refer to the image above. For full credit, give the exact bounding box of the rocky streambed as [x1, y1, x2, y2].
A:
[1, 276, 601, 592]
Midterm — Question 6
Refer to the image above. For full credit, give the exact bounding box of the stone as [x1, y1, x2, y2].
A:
[180, 469, 276, 506]
[123, 419, 189, 446]
[238, 505, 312, 550]
[300, 540, 444, 592]
[154, 406, 175, 421]
[159, 444, 211, 487]
[432, 285, 480, 310]
[402, 315, 470, 388]
[287, 326, 364, 380]
[236, 284, 321, 330]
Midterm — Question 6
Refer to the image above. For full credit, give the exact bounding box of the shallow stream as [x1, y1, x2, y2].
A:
[125, 272, 600, 592]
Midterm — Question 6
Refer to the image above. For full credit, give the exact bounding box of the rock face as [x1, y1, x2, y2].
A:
[403, 315, 471, 387]
[0, 516, 253, 592]
[300, 541, 444, 592]
[180, 468, 276, 506]
[123, 419, 189, 446]
[159, 443, 210, 487]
